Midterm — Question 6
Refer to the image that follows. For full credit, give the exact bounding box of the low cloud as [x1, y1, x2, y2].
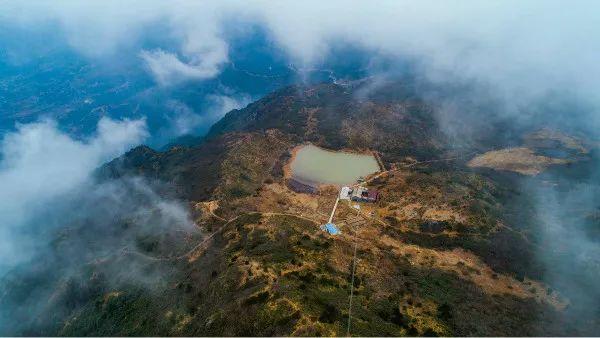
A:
[0, 175, 197, 334]
[0, 117, 148, 272]
[207, 93, 252, 122]
[533, 179, 600, 328]
[4, 1, 600, 118]
[156, 92, 252, 143]
[140, 48, 226, 86]
[0, 117, 197, 334]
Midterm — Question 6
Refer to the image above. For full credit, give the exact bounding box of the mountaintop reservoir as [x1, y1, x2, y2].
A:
[289, 144, 380, 186]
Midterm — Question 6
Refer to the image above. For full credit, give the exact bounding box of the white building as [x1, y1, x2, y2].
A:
[339, 186, 351, 200]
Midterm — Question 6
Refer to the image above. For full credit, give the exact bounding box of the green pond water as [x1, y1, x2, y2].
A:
[290, 144, 380, 185]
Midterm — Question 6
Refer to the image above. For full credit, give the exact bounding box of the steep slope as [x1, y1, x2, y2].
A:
[102, 81, 449, 200]
[100, 130, 292, 201]
[208, 82, 447, 162]
[55, 213, 570, 336]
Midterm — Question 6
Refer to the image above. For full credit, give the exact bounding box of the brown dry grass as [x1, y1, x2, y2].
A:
[422, 207, 467, 223]
[326, 193, 567, 311]
[378, 237, 567, 310]
[468, 147, 568, 175]
[208, 157, 570, 329]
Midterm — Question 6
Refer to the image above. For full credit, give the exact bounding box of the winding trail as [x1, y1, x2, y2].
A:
[124, 211, 322, 262]
[123, 151, 482, 264]
[364, 151, 479, 184]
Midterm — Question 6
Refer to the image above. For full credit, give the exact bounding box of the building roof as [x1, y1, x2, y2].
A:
[324, 223, 339, 235]
[351, 186, 365, 198]
[367, 190, 379, 199]
[339, 186, 351, 200]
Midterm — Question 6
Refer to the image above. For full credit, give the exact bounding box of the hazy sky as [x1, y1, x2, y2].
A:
[3, 0, 600, 110]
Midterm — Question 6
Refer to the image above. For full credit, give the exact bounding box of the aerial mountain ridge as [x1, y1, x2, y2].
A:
[3, 80, 598, 336]
[105, 80, 449, 195]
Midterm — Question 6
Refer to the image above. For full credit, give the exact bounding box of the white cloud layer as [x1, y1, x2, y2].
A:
[157, 93, 251, 143]
[140, 48, 226, 86]
[0, 118, 148, 269]
[2, 0, 599, 107]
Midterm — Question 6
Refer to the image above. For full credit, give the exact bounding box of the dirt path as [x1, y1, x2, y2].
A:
[124, 150, 487, 264]
[124, 211, 322, 262]
[365, 151, 480, 184]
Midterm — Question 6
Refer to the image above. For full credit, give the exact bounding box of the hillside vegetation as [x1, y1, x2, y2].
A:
[2, 81, 598, 336]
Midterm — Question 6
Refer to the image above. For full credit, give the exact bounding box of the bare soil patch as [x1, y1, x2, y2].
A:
[468, 147, 568, 175]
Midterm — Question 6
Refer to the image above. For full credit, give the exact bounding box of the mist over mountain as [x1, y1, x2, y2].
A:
[0, 1, 599, 336]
